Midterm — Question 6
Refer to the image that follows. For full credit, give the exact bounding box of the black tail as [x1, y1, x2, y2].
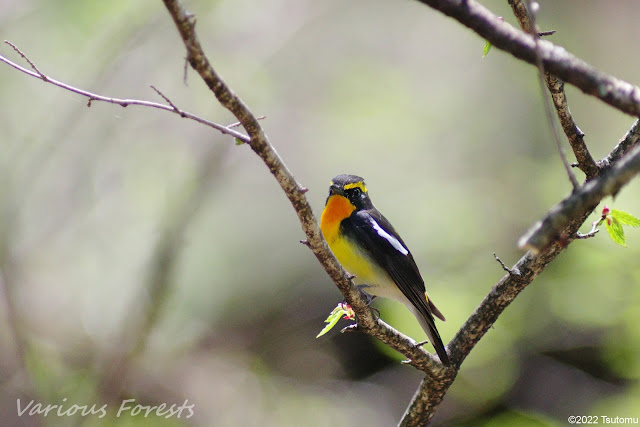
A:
[423, 319, 450, 365]
[411, 306, 450, 365]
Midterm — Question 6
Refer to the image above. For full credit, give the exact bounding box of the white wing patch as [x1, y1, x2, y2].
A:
[368, 217, 409, 255]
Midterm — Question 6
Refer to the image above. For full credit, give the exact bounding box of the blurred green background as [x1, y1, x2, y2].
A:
[1, 0, 640, 425]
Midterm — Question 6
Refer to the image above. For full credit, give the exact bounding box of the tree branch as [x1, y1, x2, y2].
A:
[412, 0, 640, 118]
[599, 119, 640, 169]
[160, 0, 449, 373]
[508, 0, 598, 179]
[0, 41, 249, 142]
[0, 17, 444, 375]
[518, 143, 640, 252]
[160, 2, 640, 424]
[401, 137, 640, 424]
[515, 1, 580, 189]
[394, 2, 640, 423]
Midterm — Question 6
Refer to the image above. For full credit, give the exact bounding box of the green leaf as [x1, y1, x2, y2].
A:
[611, 209, 640, 227]
[316, 307, 343, 338]
[482, 40, 492, 58]
[235, 137, 245, 145]
[605, 217, 626, 246]
[316, 304, 354, 338]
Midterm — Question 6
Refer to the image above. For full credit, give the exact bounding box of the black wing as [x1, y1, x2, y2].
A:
[343, 209, 430, 315]
[343, 209, 449, 363]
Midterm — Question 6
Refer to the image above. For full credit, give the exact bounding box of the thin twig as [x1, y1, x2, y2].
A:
[575, 207, 606, 239]
[183, 56, 189, 85]
[0, 41, 249, 143]
[493, 253, 512, 274]
[508, 0, 599, 180]
[525, 1, 579, 189]
[150, 85, 185, 117]
[228, 115, 266, 129]
[575, 223, 600, 239]
[4, 40, 46, 78]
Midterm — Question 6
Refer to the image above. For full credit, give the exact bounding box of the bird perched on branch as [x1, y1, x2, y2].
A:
[320, 174, 449, 365]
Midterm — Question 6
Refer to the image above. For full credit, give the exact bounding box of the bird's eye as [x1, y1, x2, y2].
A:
[350, 187, 362, 198]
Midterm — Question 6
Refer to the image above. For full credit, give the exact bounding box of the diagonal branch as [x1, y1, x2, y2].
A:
[518, 143, 640, 252]
[599, 119, 640, 169]
[508, 0, 599, 179]
[528, 7, 580, 189]
[0, 18, 445, 375]
[412, 0, 640, 118]
[546, 77, 597, 177]
[401, 228, 578, 425]
[161, 1, 640, 424]
[509, 1, 580, 189]
[160, 0, 448, 374]
[401, 139, 640, 424]
[0, 41, 249, 142]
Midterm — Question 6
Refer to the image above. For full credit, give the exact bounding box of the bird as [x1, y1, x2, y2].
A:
[320, 174, 449, 365]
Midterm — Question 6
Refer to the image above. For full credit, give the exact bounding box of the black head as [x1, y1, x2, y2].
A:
[327, 174, 373, 210]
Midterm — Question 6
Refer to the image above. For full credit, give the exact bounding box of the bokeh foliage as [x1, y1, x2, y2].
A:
[1, 0, 640, 425]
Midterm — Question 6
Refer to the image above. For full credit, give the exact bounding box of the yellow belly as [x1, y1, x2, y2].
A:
[327, 234, 406, 301]
[329, 234, 381, 283]
[321, 194, 404, 301]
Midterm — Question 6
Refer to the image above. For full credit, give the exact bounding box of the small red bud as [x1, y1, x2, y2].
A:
[602, 205, 610, 216]
[340, 303, 355, 320]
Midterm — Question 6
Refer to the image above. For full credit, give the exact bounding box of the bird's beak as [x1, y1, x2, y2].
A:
[326, 182, 343, 205]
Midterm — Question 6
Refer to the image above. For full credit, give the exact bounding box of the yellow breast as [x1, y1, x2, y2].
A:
[321, 195, 387, 285]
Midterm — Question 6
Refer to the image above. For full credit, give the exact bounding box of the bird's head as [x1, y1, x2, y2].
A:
[326, 174, 373, 211]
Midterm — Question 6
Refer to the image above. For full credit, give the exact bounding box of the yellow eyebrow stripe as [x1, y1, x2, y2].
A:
[343, 182, 367, 192]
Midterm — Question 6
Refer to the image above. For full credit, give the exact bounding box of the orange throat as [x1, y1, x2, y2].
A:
[321, 195, 355, 244]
